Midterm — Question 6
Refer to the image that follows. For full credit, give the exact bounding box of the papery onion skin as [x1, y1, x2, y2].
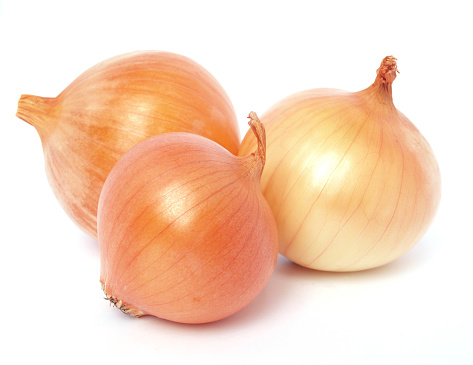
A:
[238, 57, 441, 272]
[98, 113, 278, 324]
[16, 51, 240, 238]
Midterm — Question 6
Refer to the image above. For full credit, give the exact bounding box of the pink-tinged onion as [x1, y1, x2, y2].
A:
[16, 51, 240, 238]
[238, 56, 441, 272]
[98, 112, 278, 324]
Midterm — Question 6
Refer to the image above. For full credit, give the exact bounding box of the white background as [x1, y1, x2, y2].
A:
[1, 1, 472, 364]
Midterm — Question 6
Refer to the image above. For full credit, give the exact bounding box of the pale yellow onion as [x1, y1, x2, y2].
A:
[238, 56, 441, 272]
[16, 51, 240, 238]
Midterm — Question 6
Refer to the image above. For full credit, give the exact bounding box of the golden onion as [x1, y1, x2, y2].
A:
[239, 56, 441, 272]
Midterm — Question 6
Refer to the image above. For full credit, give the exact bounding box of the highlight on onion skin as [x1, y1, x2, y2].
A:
[238, 56, 441, 272]
[98, 113, 278, 324]
[16, 51, 240, 239]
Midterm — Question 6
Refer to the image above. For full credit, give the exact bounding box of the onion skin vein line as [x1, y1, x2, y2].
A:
[283, 107, 374, 257]
[145, 190, 259, 308]
[104, 148, 235, 274]
[263, 103, 354, 197]
[340, 120, 406, 270]
[306, 114, 384, 266]
[108, 164, 235, 287]
[119, 180, 248, 299]
[111, 172, 252, 292]
[273, 108, 357, 223]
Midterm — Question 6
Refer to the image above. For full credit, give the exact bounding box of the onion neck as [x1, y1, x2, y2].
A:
[241, 111, 266, 180]
[357, 56, 399, 111]
[16, 94, 57, 140]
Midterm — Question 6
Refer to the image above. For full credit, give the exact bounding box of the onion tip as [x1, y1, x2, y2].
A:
[247, 111, 266, 169]
[376, 56, 399, 84]
[16, 94, 56, 136]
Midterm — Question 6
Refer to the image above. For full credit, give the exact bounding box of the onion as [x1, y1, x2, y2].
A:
[238, 56, 441, 272]
[98, 112, 278, 324]
[16, 51, 240, 238]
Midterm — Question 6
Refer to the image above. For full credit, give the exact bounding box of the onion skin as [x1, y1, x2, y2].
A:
[238, 57, 441, 272]
[16, 51, 240, 238]
[98, 113, 278, 324]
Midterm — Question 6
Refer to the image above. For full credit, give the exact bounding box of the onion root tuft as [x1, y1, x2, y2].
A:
[101, 283, 143, 318]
